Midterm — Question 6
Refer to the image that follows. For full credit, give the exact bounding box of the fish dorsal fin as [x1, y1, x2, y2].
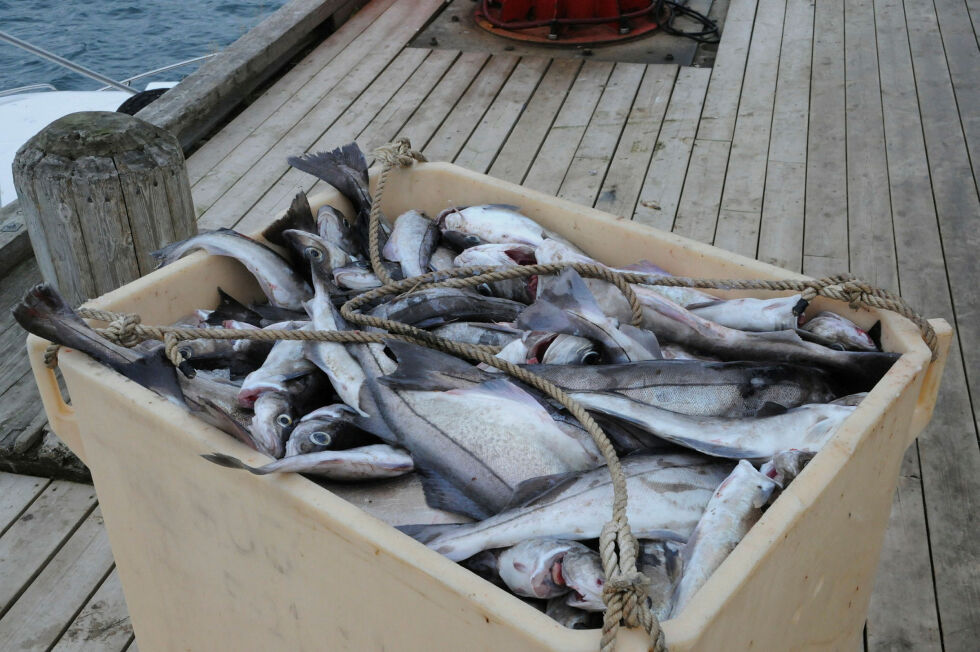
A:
[619, 323, 662, 359]
[378, 339, 491, 391]
[262, 191, 316, 248]
[415, 469, 493, 520]
[505, 471, 581, 510]
[867, 321, 883, 350]
[753, 401, 790, 417]
[518, 269, 605, 332]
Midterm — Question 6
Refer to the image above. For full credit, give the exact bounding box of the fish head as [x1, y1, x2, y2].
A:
[498, 539, 574, 599]
[442, 229, 489, 251]
[541, 334, 601, 365]
[561, 548, 606, 611]
[250, 392, 295, 458]
[285, 417, 337, 456]
[282, 229, 350, 278]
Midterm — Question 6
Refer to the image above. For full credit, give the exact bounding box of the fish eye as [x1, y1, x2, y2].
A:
[582, 351, 601, 365]
[305, 247, 323, 261]
[476, 283, 493, 296]
[309, 431, 331, 446]
[275, 414, 293, 428]
[178, 346, 193, 359]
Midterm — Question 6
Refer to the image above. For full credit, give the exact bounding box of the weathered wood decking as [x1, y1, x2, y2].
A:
[1, 0, 978, 648]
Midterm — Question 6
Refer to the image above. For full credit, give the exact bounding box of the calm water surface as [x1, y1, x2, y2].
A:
[0, 0, 286, 92]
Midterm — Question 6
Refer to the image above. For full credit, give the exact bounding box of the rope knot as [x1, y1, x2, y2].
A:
[840, 279, 875, 310]
[373, 137, 426, 168]
[103, 312, 143, 348]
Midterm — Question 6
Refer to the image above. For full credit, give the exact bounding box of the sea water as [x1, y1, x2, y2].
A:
[0, 0, 286, 92]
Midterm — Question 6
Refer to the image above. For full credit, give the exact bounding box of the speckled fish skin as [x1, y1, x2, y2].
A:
[382, 210, 440, 277]
[523, 359, 839, 417]
[151, 229, 311, 310]
[686, 295, 805, 332]
[202, 444, 414, 481]
[429, 322, 523, 348]
[571, 392, 857, 461]
[402, 453, 732, 561]
[497, 539, 576, 599]
[438, 204, 583, 250]
[671, 460, 778, 615]
[369, 287, 525, 328]
[800, 311, 878, 351]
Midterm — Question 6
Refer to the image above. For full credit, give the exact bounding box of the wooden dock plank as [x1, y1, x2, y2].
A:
[194, 0, 442, 226]
[231, 47, 432, 233]
[802, 0, 848, 278]
[488, 58, 581, 184]
[843, 0, 898, 292]
[593, 65, 677, 219]
[52, 568, 133, 652]
[0, 509, 114, 652]
[556, 62, 648, 207]
[757, 0, 813, 270]
[453, 56, 552, 174]
[0, 481, 96, 615]
[422, 54, 520, 165]
[392, 51, 493, 160]
[904, 0, 980, 646]
[672, 138, 732, 245]
[523, 61, 615, 196]
[632, 67, 711, 232]
[186, 0, 397, 185]
[696, 0, 760, 141]
[931, 0, 980, 190]
[190, 0, 414, 213]
[0, 472, 49, 536]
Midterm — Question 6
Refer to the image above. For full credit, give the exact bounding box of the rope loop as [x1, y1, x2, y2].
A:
[373, 137, 427, 168]
[103, 312, 143, 348]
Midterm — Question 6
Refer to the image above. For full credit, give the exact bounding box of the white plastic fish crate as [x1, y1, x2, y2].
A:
[27, 162, 951, 651]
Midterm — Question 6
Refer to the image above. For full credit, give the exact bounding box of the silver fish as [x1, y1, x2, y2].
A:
[438, 204, 583, 250]
[630, 283, 898, 389]
[428, 322, 523, 348]
[560, 546, 606, 611]
[178, 369, 258, 449]
[284, 404, 367, 456]
[250, 391, 295, 458]
[304, 269, 369, 415]
[282, 229, 352, 280]
[497, 539, 576, 599]
[382, 210, 440, 278]
[316, 204, 361, 258]
[800, 311, 878, 351]
[400, 453, 732, 561]
[453, 243, 536, 267]
[428, 245, 458, 272]
[685, 295, 805, 332]
[362, 340, 598, 519]
[546, 597, 597, 630]
[495, 332, 598, 365]
[660, 343, 718, 361]
[370, 287, 525, 328]
[518, 270, 661, 363]
[151, 229, 311, 311]
[571, 392, 856, 461]
[524, 360, 839, 418]
[237, 321, 315, 407]
[671, 460, 778, 614]
[202, 444, 414, 481]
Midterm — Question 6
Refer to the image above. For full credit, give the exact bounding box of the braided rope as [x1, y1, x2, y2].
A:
[41, 139, 938, 652]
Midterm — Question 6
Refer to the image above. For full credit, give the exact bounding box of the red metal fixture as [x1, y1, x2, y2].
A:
[475, 0, 666, 45]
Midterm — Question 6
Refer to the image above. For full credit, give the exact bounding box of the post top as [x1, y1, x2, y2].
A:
[17, 111, 178, 160]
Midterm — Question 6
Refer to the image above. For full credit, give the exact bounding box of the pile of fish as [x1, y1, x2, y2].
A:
[14, 142, 898, 628]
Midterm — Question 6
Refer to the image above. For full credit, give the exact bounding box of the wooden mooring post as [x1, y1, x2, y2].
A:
[13, 111, 197, 306]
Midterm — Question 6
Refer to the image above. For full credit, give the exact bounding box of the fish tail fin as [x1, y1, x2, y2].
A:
[396, 522, 466, 545]
[288, 143, 370, 216]
[377, 339, 490, 391]
[201, 452, 265, 474]
[262, 192, 317, 248]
